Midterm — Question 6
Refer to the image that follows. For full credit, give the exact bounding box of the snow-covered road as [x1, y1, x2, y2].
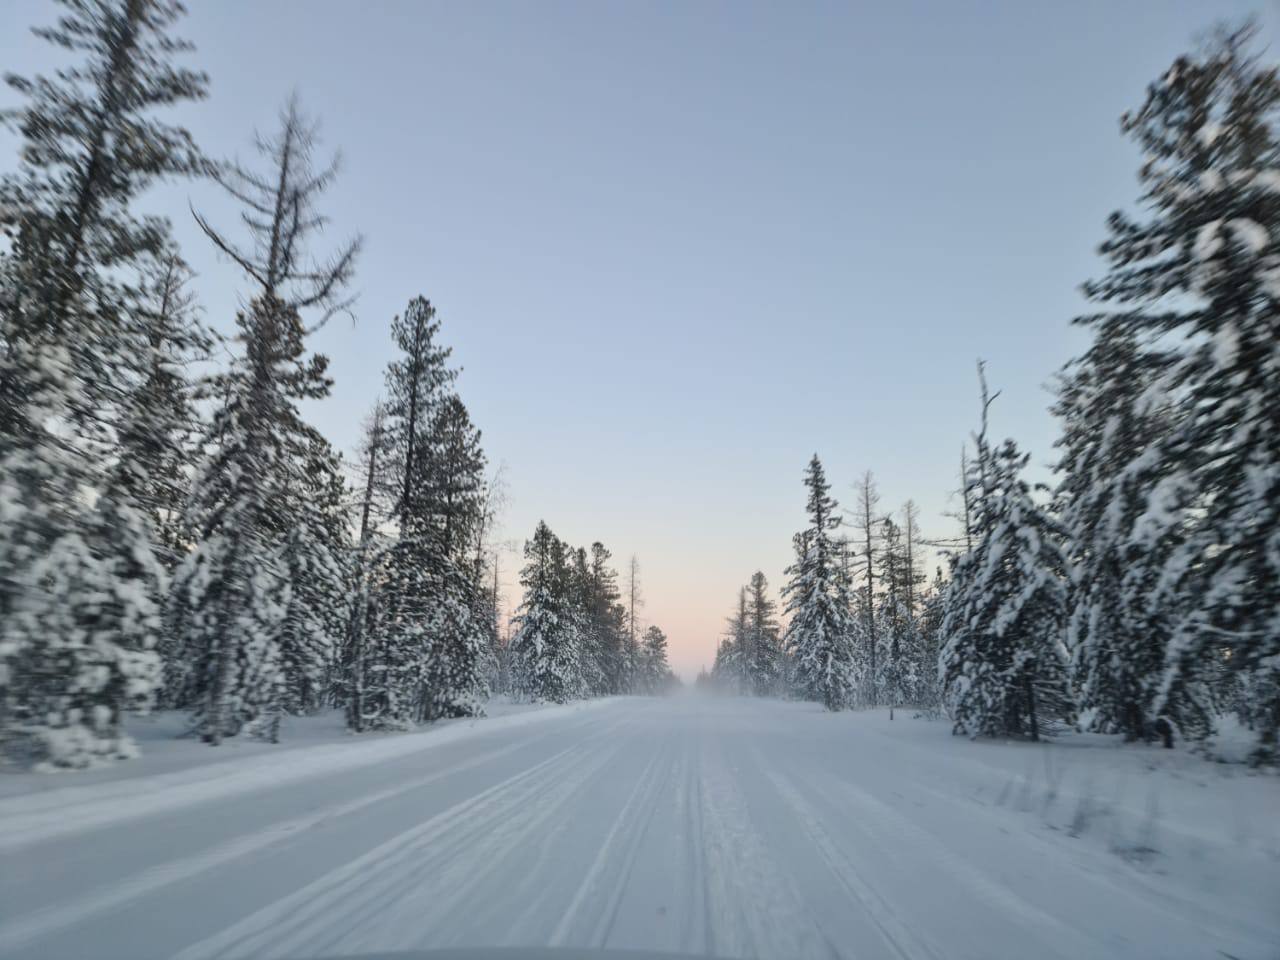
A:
[2, 696, 1276, 960]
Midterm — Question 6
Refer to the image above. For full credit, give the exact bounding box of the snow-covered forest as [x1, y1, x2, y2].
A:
[0, 0, 675, 771]
[0, 3, 1277, 771]
[701, 24, 1280, 766]
[0, 4, 1277, 958]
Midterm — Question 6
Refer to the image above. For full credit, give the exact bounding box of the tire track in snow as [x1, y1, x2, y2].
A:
[695, 736, 840, 960]
[175, 753, 572, 960]
[269, 721, 626, 958]
[172, 719, 626, 960]
[444, 707, 652, 948]
[349, 739, 623, 953]
[396, 718, 639, 951]
[548, 734, 675, 948]
[0, 699, 619, 854]
[0, 738, 529, 954]
[442, 706, 650, 947]
[591, 736, 679, 949]
[761, 761, 942, 960]
[792, 757, 1099, 960]
[296, 712, 624, 946]
[685, 730, 714, 956]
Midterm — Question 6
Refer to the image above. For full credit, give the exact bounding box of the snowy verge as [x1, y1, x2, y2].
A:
[822, 704, 1280, 903]
[0, 696, 617, 854]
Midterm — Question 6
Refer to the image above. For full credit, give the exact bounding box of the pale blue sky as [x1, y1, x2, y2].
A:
[2, 0, 1274, 676]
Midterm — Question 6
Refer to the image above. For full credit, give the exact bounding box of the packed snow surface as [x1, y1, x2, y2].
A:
[0, 696, 1275, 960]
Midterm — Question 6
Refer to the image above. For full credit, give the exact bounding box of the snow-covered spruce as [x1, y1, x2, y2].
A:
[168, 301, 306, 742]
[636, 626, 676, 694]
[1053, 329, 1206, 745]
[584, 542, 631, 696]
[782, 456, 858, 711]
[940, 440, 1075, 740]
[712, 587, 751, 694]
[0, 0, 204, 768]
[746, 572, 782, 696]
[170, 96, 363, 744]
[352, 296, 490, 729]
[1062, 26, 1280, 759]
[510, 522, 584, 704]
[874, 514, 925, 719]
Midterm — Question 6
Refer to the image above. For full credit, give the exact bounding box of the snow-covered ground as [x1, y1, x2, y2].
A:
[0, 695, 1275, 960]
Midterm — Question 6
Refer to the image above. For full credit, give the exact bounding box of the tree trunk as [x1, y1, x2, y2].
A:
[1024, 674, 1039, 742]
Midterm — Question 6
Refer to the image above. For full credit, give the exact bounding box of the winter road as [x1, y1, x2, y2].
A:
[1, 696, 1275, 960]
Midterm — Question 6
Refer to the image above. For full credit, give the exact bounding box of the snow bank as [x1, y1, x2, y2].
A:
[834, 705, 1279, 852]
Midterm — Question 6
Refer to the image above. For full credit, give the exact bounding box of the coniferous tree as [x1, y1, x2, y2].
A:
[941, 440, 1075, 740]
[174, 98, 358, 743]
[1054, 330, 1200, 745]
[170, 295, 317, 741]
[510, 521, 580, 703]
[624, 554, 643, 693]
[117, 254, 212, 572]
[385, 297, 456, 529]
[1070, 25, 1280, 759]
[352, 296, 489, 726]
[899, 503, 930, 709]
[638, 625, 675, 693]
[420, 394, 486, 563]
[567, 545, 605, 697]
[783, 456, 857, 711]
[336, 401, 393, 730]
[413, 558, 488, 721]
[103, 257, 209, 718]
[192, 96, 360, 322]
[0, 0, 207, 446]
[849, 472, 883, 705]
[467, 551, 501, 703]
[482, 556, 505, 695]
[710, 636, 734, 690]
[360, 535, 433, 727]
[583, 543, 624, 693]
[877, 517, 915, 719]
[916, 567, 947, 715]
[900, 501, 925, 621]
[467, 468, 508, 696]
[277, 428, 351, 716]
[0, 0, 206, 767]
[415, 392, 489, 717]
[714, 587, 750, 693]
[363, 532, 480, 727]
[746, 571, 781, 696]
[355, 300, 454, 727]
